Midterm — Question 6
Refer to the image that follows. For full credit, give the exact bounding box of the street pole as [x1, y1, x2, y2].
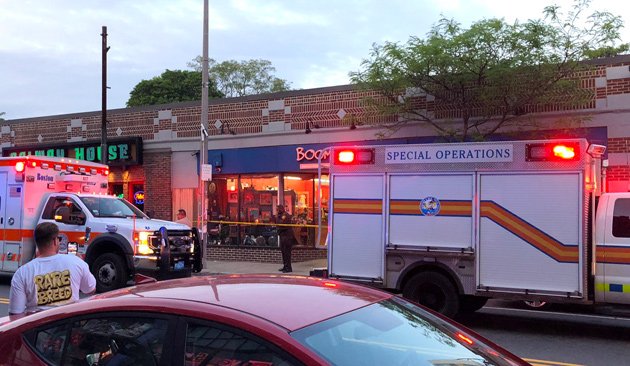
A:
[198, 0, 210, 267]
[101, 26, 109, 164]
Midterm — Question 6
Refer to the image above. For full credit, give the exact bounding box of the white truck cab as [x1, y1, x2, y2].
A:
[0, 156, 201, 292]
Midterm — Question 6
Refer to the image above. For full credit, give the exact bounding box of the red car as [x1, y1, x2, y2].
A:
[0, 275, 528, 366]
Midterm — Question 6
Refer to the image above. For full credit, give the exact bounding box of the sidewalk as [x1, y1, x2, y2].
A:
[201, 258, 327, 276]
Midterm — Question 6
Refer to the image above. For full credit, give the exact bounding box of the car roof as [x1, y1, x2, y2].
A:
[85, 274, 392, 330]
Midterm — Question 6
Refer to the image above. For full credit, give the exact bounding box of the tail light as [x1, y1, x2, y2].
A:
[334, 148, 375, 165]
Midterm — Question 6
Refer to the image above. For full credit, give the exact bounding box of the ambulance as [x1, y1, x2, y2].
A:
[0, 156, 202, 292]
[324, 138, 630, 317]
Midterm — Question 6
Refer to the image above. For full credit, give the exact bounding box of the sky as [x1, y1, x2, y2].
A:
[1, 0, 629, 120]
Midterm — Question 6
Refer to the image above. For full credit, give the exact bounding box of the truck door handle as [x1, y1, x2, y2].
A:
[0, 217, 3, 224]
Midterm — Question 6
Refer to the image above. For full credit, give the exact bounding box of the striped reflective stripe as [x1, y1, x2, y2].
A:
[596, 246, 630, 265]
[390, 199, 472, 216]
[333, 199, 382, 214]
[595, 282, 630, 293]
[0, 229, 34, 241]
[481, 201, 578, 263]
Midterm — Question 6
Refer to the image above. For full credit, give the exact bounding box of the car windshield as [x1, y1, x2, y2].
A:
[291, 297, 512, 366]
[80, 197, 148, 219]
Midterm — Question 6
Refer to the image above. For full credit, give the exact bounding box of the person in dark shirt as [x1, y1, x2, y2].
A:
[274, 205, 294, 272]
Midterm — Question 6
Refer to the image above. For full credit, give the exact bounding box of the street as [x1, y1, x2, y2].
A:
[1, 275, 629, 366]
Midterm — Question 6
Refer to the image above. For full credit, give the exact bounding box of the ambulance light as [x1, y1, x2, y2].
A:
[31, 162, 37, 167]
[15, 162, 25, 172]
[526, 142, 579, 162]
[79, 167, 86, 174]
[90, 169, 97, 175]
[67, 166, 74, 172]
[41, 163, 49, 169]
[102, 169, 109, 176]
[334, 148, 375, 165]
[54, 164, 62, 171]
[65, 184, 73, 191]
[47, 183, 55, 190]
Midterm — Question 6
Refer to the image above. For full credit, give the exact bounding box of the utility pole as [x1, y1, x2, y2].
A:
[101, 26, 109, 164]
[198, 0, 210, 266]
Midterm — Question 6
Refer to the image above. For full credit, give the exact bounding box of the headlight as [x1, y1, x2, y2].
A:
[135, 231, 154, 255]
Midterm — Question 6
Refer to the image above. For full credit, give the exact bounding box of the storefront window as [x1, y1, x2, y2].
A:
[208, 173, 329, 248]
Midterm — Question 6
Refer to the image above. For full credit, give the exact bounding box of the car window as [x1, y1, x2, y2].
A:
[184, 321, 300, 366]
[62, 317, 168, 366]
[34, 323, 68, 365]
[42, 196, 81, 219]
[291, 297, 507, 366]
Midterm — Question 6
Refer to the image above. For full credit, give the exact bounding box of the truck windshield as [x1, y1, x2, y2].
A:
[80, 197, 148, 219]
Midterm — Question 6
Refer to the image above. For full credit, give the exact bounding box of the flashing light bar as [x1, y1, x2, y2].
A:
[526, 142, 579, 162]
[334, 148, 375, 165]
[15, 162, 25, 172]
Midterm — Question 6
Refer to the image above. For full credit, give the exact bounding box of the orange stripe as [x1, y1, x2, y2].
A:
[334, 199, 382, 214]
[480, 201, 578, 262]
[597, 247, 630, 264]
[390, 200, 472, 216]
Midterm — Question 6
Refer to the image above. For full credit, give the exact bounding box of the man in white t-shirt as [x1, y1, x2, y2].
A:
[176, 208, 193, 228]
[9, 222, 97, 315]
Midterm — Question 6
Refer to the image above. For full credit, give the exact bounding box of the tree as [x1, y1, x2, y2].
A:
[126, 69, 223, 107]
[188, 57, 291, 97]
[0, 112, 5, 121]
[350, 0, 629, 141]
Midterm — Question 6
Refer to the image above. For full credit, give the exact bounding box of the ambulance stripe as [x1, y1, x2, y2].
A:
[595, 282, 630, 293]
[481, 201, 578, 263]
[389, 200, 472, 216]
[596, 246, 630, 265]
[333, 199, 382, 214]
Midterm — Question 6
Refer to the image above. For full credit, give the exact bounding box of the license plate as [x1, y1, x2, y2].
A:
[174, 261, 185, 270]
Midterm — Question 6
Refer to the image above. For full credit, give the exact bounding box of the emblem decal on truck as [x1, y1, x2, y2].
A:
[420, 197, 441, 216]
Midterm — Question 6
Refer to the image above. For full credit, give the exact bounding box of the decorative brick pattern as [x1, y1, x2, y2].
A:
[206, 245, 327, 263]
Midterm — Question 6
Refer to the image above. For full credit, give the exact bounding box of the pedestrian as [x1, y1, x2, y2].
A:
[176, 208, 193, 227]
[274, 205, 294, 273]
[9, 222, 96, 315]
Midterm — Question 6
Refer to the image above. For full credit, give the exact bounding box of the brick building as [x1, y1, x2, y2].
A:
[2, 55, 630, 262]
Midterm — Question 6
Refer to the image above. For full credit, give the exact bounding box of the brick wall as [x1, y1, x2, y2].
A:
[207, 245, 327, 263]
[143, 152, 172, 220]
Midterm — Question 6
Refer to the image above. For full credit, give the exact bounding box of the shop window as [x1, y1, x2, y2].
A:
[109, 183, 124, 199]
[130, 182, 145, 212]
[209, 174, 330, 248]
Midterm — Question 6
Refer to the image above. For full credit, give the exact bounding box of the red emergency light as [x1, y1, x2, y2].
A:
[15, 161, 25, 172]
[334, 148, 375, 165]
[526, 142, 580, 162]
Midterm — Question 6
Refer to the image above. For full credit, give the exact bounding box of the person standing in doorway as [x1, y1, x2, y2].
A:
[176, 209, 193, 228]
[275, 205, 294, 272]
[9, 222, 96, 315]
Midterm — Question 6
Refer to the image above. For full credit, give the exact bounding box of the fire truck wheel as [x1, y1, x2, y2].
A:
[92, 253, 129, 293]
[459, 295, 488, 313]
[403, 272, 459, 318]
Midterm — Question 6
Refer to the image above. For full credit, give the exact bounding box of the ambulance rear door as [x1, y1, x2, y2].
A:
[1, 175, 24, 272]
[329, 174, 385, 282]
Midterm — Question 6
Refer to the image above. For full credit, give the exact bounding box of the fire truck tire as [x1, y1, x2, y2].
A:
[459, 295, 488, 313]
[403, 272, 459, 318]
[93, 253, 129, 293]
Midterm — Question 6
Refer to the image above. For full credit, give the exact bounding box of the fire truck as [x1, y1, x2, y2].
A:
[324, 138, 630, 317]
[0, 156, 202, 292]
